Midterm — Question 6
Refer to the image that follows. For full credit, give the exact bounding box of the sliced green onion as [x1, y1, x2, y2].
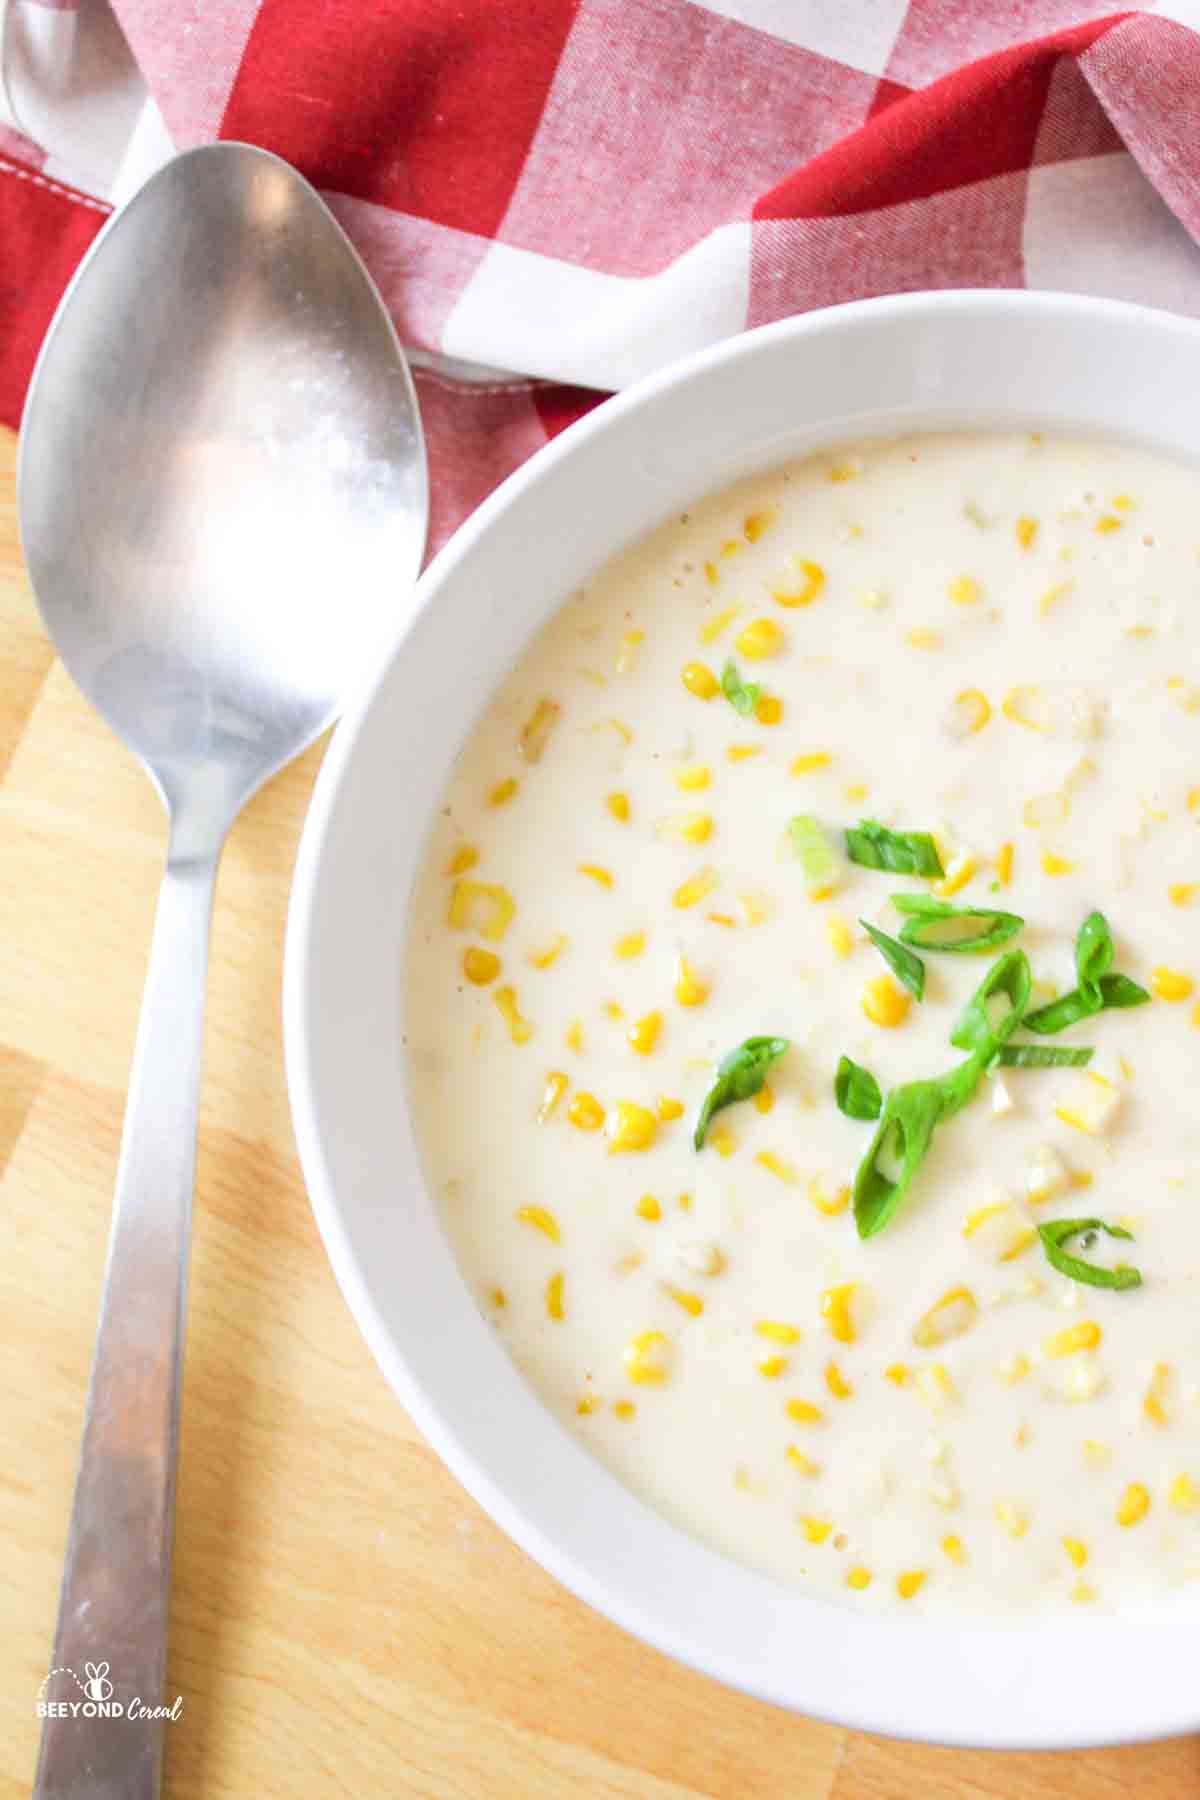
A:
[1075, 910, 1115, 1001]
[720, 658, 761, 717]
[835, 1055, 882, 1122]
[891, 893, 1023, 954]
[934, 1048, 991, 1118]
[694, 1036, 788, 1150]
[1037, 1218, 1143, 1291]
[860, 921, 925, 1001]
[845, 819, 944, 879]
[788, 814, 839, 896]
[949, 949, 1032, 1056]
[1095, 972, 1151, 1009]
[1023, 970, 1151, 1035]
[853, 1079, 943, 1239]
[997, 1044, 1094, 1068]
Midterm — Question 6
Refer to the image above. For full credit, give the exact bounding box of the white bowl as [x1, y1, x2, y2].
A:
[284, 291, 1200, 1749]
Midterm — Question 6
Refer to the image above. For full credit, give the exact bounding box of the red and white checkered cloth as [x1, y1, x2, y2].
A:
[4, 1, 1200, 555]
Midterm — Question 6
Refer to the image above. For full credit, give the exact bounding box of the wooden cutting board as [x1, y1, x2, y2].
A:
[2, 421, 1198, 1799]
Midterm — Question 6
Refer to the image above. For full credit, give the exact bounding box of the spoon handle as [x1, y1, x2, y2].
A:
[34, 850, 218, 1800]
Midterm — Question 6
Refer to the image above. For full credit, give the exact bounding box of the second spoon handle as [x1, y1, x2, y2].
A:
[33, 845, 218, 1800]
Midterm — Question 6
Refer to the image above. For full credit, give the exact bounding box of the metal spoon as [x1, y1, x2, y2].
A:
[20, 142, 427, 1799]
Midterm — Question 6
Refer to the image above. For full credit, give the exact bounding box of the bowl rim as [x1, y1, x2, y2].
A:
[284, 288, 1200, 1750]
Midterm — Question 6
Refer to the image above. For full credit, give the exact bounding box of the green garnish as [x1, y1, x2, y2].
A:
[891, 893, 1023, 954]
[788, 815, 839, 896]
[997, 1044, 1094, 1068]
[720, 659, 761, 717]
[949, 949, 1033, 1056]
[835, 1055, 882, 1122]
[845, 819, 944, 879]
[694, 1036, 788, 1150]
[1037, 1218, 1143, 1291]
[1023, 912, 1150, 1034]
[860, 921, 925, 1000]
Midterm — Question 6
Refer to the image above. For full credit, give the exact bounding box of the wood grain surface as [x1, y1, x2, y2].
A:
[3, 419, 1199, 1799]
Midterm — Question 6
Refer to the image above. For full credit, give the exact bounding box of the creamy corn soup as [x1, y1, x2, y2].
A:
[406, 433, 1200, 1616]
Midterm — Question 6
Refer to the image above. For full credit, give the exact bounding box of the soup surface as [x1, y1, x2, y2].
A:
[406, 433, 1200, 1615]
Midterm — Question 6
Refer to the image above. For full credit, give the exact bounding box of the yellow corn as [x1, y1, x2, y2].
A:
[994, 1501, 1029, 1539]
[941, 1535, 966, 1566]
[704, 560, 719, 586]
[447, 843, 479, 877]
[799, 1516, 832, 1544]
[755, 694, 783, 726]
[576, 1393, 600, 1417]
[821, 1285, 858, 1346]
[756, 1319, 801, 1345]
[1040, 849, 1074, 877]
[488, 776, 518, 807]
[792, 751, 832, 775]
[674, 763, 711, 790]
[673, 866, 718, 909]
[528, 933, 567, 969]
[519, 698, 560, 763]
[1016, 515, 1038, 549]
[463, 946, 501, 986]
[772, 558, 825, 608]
[828, 458, 861, 482]
[934, 852, 977, 898]
[992, 842, 1013, 887]
[710, 1126, 737, 1157]
[738, 891, 770, 926]
[664, 1285, 704, 1318]
[1082, 1440, 1110, 1469]
[755, 1150, 796, 1184]
[1152, 966, 1194, 1002]
[1044, 1321, 1101, 1358]
[1039, 580, 1072, 616]
[720, 538, 742, 559]
[824, 1361, 854, 1400]
[606, 791, 631, 824]
[538, 1071, 568, 1122]
[915, 1364, 956, 1411]
[635, 1194, 661, 1222]
[494, 986, 533, 1044]
[448, 879, 515, 941]
[699, 605, 739, 645]
[612, 1400, 636, 1422]
[680, 812, 713, 844]
[744, 509, 773, 542]
[912, 1287, 978, 1348]
[754, 1084, 774, 1114]
[627, 1011, 662, 1055]
[735, 617, 784, 660]
[949, 688, 992, 736]
[565, 1018, 584, 1053]
[624, 1329, 670, 1385]
[608, 1102, 657, 1153]
[1002, 685, 1048, 731]
[616, 629, 644, 674]
[862, 974, 911, 1028]
[682, 661, 719, 700]
[963, 1201, 1035, 1263]
[845, 1567, 872, 1591]
[604, 1001, 624, 1021]
[592, 716, 633, 744]
[844, 783, 868, 803]
[1117, 1483, 1150, 1527]
[885, 1364, 911, 1386]
[809, 1175, 849, 1217]
[614, 931, 646, 961]
[516, 1205, 560, 1243]
[567, 1091, 605, 1132]
[757, 1354, 788, 1378]
[897, 1570, 928, 1600]
[1144, 1362, 1171, 1425]
[671, 957, 708, 1009]
[786, 1399, 823, 1426]
[1169, 1474, 1200, 1513]
[545, 1272, 565, 1320]
[579, 863, 614, 888]
[949, 575, 980, 605]
[656, 1095, 684, 1121]
[995, 1354, 1031, 1388]
[489, 1288, 506, 1310]
[785, 1446, 819, 1476]
[727, 744, 760, 762]
[826, 914, 854, 958]
[906, 627, 942, 650]
[1055, 1072, 1121, 1137]
[1169, 883, 1197, 907]
[1096, 512, 1122, 534]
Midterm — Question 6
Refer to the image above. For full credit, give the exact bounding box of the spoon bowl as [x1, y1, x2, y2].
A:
[21, 142, 426, 1799]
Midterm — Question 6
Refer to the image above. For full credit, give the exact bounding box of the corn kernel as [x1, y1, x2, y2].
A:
[786, 1446, 820, 1476]
[1082, 1440, 1110, 1468]
[674, 866, 718, 909]
[791, 751, 832, 775]
[699, 605, 740, 646]
[624, 1329, 670, 1385]
[735, 617, 784, 660]
[727, 745, 761, 763]
[576, 1392, 600, 1417]
[567, 1091, 605, 1132]
[995, 842, 1014, 887]
[450, 846, 483, 884]
[537, 1071, 568, 1122]
[516, 1205, 560, 1243]
[615, 629, 644, 675]
[772, 558, 825, 608]
[754, 1084, 774, 1115]
[1055, 1072, 1121, 1137]
[681, 812, 714, 845]
[915, 1364, 957, 1411]
[1023, 791, 1070, 830]
[996, 1353, 1031, 1387]
[948, 689, 992, 737]
[565, 1018, 584, 1053]
[710, 1126, 737, 1157]
[627, 1011, 662, 1056]
[675, 763, 711, 791]
[635, 1194, 661, 1222]
[656, 1095, 684, 1121]
[545, 1272, 565, 1320]
[528, 934, 567, 969]
[1002, 685, 1050, 732]
[448, 879, 516, 942]
[825, 1361, 854, 1400]
[826, 914, 854, 958]
[756, 1319, 801, 1345]
[1152, 966, 1194, 1002]
[488, 776, 518, 808]
[608, 1101, 657, 1153]
[1169, 883, 1197, 907]
[1025, 1144, 1069, 1206]
[897, 1570, 928, 1600]
[494, 985, 533, 1044]
[846, 1566, 872, 1590]
[809, 1175, 850, 1217]
[682, 661, 719, 700]
[664, 1285, 704, 1318]
[1062, 1537, 1089, 1569]
[757, 1354, 788, 1378]
[862, 974, 911, 1028]
[1016, 515, 1038, 549]
[605, 791, 631, 825]
[913, 1287, 978, 1348]
[592, 716, 633, 745]
[720, 538, 742, 559]
[579, 863, 614, 889]
[941, 1535, 966, 1565]
[821, 1283, 859, 1344]
[1144, 1363, 1171, 1425]
[755, 694, 783, 726]
[949, 575, 981, 605]
[994, 1500, 1029, 1539]
[1096, 512, 1122, 534]
[799, 1516, 832, 1544]
[463, 946, 501, 986]
[612, 931, 645, 963]
[1169, 1474, 1200, 1513]
[1041, 849, 1074, 877]
[703, 560, 719, 587]
[964, 1200, 1035, 1262]
[604, 1001, 624, 1022]
[744, 509, 773, 542]
[755, 1150, 796, 1184]
[786, 1399, 824, 1424]
[907, 628, 942, 649]
[678, 1241, 725, 1276]
[1044, 1321, 1102, 1358]
[934, 852, 977, 898]
[885, 1364, 912, 1387]
[519, 698, 560, 762]
[1117, 1482, 1150, 1527]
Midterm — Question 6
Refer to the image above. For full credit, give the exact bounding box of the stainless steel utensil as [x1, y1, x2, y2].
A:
[19, 141, 427, 1799]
